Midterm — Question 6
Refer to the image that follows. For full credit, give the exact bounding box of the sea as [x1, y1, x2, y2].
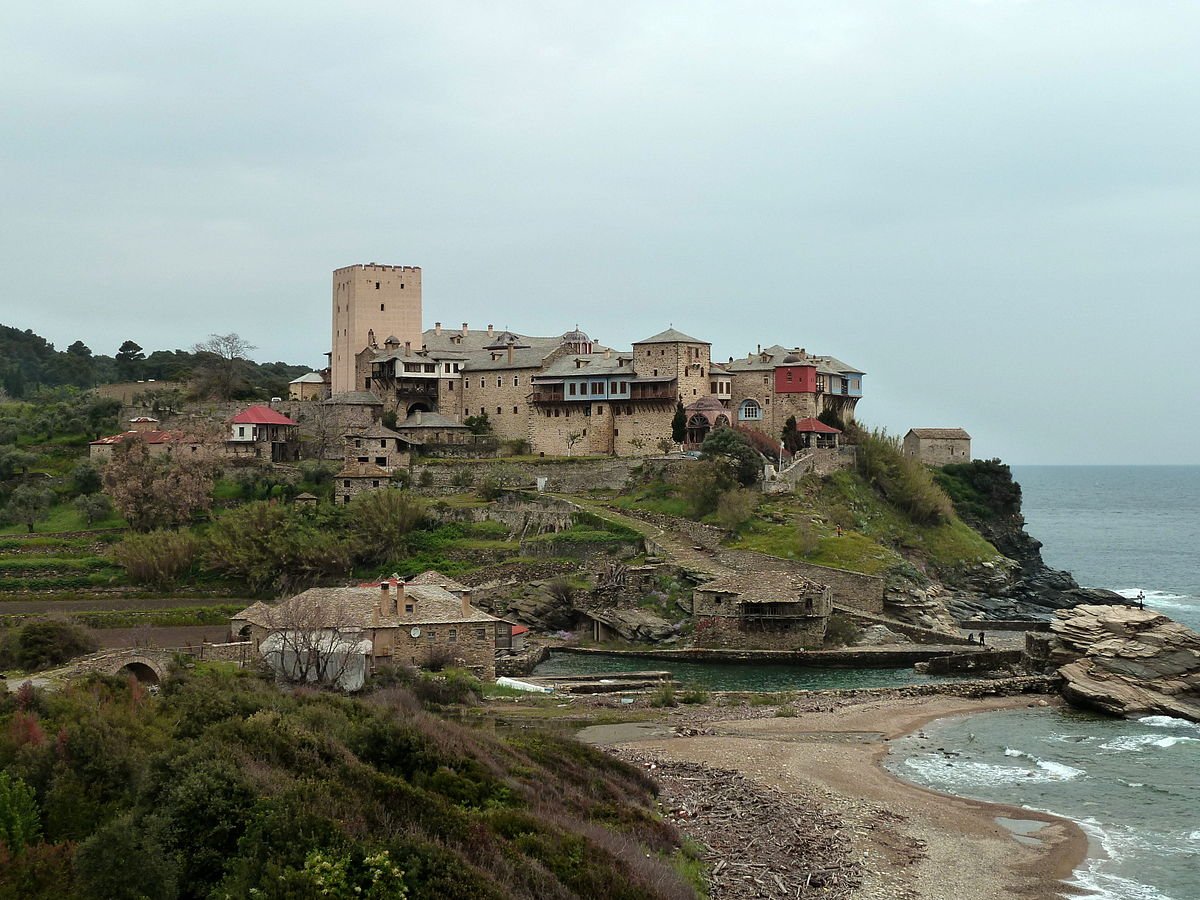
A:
[888, 466, 1200, 900]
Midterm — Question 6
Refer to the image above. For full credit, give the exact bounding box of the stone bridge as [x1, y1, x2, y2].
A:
[56, 642, 254, 685]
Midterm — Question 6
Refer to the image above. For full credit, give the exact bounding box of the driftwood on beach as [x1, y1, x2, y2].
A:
[618, 752, 864, 899]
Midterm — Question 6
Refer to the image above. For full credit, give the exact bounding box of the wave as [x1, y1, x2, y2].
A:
[1114, 588, 1198, 612]
[1138, 715, 1200, 732]
[1070, 818, 1183, 900]
[1003, 747, 1088, 779]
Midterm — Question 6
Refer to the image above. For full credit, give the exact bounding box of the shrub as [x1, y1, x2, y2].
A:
[417, 470, 435, 488]
[3, 484, 52, 533]
[546, 577, 578, 605]
[678, 688, 709, 705]
[477, 477, 502, 501]
[412, 668, 482, 706]
[700, 428, 762, 487]
[449, 468, 474, 488]
[677, 461, 733, 518]
[0, 771, 41, 852]
[72, 493, 113, 527]
[389, 469, 412, 489]
[113, 529, 200, 589]
[71, 460, 102, 495]
[715, 487, 757, 531]
[0, 619, 97, 672]
[824, 614, 861, 648]
[648, 682, 677, 708]
[348, 490, 428, 566]
[854, 427, 953, 526]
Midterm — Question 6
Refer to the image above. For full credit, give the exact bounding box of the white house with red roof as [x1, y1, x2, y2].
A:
[228, 405, 301, 462]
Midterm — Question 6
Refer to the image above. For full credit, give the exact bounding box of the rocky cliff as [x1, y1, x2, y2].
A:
[1040, 604, 1200, 722]
[935, 460, 1124, 620]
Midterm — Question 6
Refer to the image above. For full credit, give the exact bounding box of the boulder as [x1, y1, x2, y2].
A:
[592, 608, 677, 643]
[855, 625, 911, 647]
[1048, 605, 1200, 722]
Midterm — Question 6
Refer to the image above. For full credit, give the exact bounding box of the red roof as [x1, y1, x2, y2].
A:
[90, 430, 185, 446]
[793, 417, 841, 434]
[230, 405, 297, 426]
[511, 624, 529, 636]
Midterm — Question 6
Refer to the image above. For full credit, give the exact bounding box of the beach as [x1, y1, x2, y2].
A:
[591, 693, 1088, 899]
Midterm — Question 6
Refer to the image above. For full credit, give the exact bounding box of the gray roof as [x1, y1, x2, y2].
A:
[422, 327, 568, 354]
[634, 327, 708, 345]
[343, 423, 408, 441]
[724, 345, 794, 372]
[336, 461, 392, 479]
[697, 571, 829, 601]
[325, 391, 383, 405]
[233, 581, 502, 629]
[907, 428, 971, 440]
[536, 352, 637, 378]
[397, 411, 468, 430]
[460, 347, 555, 372]
[290, 372, 326, 384]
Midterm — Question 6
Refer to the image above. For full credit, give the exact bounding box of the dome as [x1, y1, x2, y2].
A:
[782, 352, 802, 364]
[562, 327, 590, 343]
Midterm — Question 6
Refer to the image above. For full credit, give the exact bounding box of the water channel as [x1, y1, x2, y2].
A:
[532, 650, 962, 692]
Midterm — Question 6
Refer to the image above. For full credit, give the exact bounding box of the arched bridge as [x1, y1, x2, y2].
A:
[57, 642, 254, 685]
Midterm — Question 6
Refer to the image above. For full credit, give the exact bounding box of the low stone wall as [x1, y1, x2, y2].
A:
[719, 550, 886, 615]
[496, 645, 551, 677]
[412, 457, 647, 495]
[919, 649, 1024, 675]
[846, 610, 968, 646]
[959, 619, 1051, 632]
[427, 496, 577, 535]
[693, 615, 826, 651]
[551, 646, 962, 668]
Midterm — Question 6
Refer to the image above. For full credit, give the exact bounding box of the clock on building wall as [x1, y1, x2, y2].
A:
[410, 627, 421, 638]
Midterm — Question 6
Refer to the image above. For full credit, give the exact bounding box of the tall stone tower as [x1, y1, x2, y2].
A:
[330, 264, 422, 394]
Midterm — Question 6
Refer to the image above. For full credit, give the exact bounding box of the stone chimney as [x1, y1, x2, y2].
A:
[413, 410, 423, 425]
[461, 322, 469, 336]
[604, 348, 611, 359]
[434, 322, 442, 336]
[404, 341, 411, 357]
[487, 324, 494, 338]
[392, 576, 403, 615]
[507, 342, 514, 364]
[368, 329, 376, 348]
[461, 590, 471, 617]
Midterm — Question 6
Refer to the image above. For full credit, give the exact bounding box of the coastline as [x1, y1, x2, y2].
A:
[602, 693, 1089, 899]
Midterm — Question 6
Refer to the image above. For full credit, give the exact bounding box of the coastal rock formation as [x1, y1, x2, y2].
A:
[1047, 605, 1200, 722]
[592, 608, 677, 643]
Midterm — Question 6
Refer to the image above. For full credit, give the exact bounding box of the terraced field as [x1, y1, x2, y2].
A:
[0, 528, 247, 647]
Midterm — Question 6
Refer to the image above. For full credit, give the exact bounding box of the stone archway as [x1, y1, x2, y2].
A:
[115, 660, 162, 685]
[406, 402, 431, 416]
[686, 414, 711, 447]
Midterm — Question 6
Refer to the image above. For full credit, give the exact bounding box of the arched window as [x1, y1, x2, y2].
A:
[739, 399, 762, 421]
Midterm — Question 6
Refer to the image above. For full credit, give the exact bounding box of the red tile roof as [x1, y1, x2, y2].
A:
[90, 430, 185, 446]
[230, 405, 298, 426]
[793, 417, 841, 434]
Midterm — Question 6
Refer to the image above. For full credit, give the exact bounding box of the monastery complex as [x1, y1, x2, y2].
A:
[323, 262, 865, 456]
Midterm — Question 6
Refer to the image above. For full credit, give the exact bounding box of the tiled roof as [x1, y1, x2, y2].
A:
[460, 347, 554, 372]
[90, 430, 186, 446]
[325, 391, 383, 405]
[336, 461, 392, 479]
[232, 582, 502, 629]
[793, 417, 841, 434]
[408, 570, 470, 592]
[343, 423, 407, 441]
[290, 372, 327, 384]
[697, 571, 828, 602]
[634, 327, 708, 345]
[397, 411, 468, 430]
[907, 428, 970, 440]
[230, 405, 298, 426]
[537, 353, 637, 378]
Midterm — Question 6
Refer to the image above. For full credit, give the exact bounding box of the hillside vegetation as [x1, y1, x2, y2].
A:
[0, 667, 701, 899]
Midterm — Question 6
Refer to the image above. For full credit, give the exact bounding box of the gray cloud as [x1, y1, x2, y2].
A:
[2, 1, 1197, 463]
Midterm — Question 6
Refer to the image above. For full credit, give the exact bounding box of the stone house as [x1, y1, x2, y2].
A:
[393, 410, 472, 448]
[228, 405, 301, 462]
[230, 573, 510, 681]
[288, 372, 330, 401]
[902, 428, 971, 466]
[89, 417, 210, 460]
[692, 571, 832, 650]
[334, 461, 394, 504]
[343, 423, 413, 472]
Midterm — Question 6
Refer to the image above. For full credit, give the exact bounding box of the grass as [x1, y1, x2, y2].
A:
[729, 470, 1001, 578]
[0, 556, 116, 572]
[0, 502, 126, 535]
[70, 604, 244, 628]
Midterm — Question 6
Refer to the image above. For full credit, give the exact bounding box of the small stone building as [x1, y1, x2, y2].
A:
[231, 573, 509, 681]
[334, 461, 393, 504]
[692, 572, 832, 650]
[289, 372, 330, 401]
[228, 405, 301, 462]
[343, 423, 413, 472]
[902, 428, 971, 467]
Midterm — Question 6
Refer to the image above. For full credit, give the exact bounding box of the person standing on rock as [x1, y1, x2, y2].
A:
[979, 631, 986, 646]
[1137, 591, 1145, 610]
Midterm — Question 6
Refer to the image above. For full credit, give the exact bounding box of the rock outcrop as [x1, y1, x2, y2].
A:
[1046, 604, 1200, 722]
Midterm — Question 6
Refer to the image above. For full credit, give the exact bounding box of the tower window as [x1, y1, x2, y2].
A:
[375, 282, 380, 289]
[380, 304, 385, 311]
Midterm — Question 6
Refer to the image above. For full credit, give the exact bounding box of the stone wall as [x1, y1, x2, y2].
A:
[693, 615, 827, 650]
[920, 649, 1024, 676]
[372, 623, 497, 681]
[412, 456, 650, 494]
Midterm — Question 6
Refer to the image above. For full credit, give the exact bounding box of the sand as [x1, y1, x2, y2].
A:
[607, 694, 1088, 900]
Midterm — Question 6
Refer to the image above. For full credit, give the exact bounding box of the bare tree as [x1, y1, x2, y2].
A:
[565, 432, 583, 456]
[193, 332, 257, 401]
[261, 594, 366, 690]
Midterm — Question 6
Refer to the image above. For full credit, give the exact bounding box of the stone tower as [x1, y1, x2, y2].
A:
[330, 264, 423, 394]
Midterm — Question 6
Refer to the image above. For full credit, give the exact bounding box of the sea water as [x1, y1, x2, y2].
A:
[892, 466, 1200, 899]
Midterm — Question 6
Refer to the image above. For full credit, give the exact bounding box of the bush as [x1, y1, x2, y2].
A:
[677, 461, 733, 518]
[824, 614, 861, 648]
[648, 682, 677, 708]
[417, 470, 435, 488]
[412, 668, 482, 706]
[678, 688, 709, 705]
[854, 427, 953, 526]
[72, 493, 113, 527]
[700, 428, 762, 487]
[113, 529, 201, 589]
[449, 468, 474, 488]
[0, 619, 97, 672]
[715, 487, 757, 531]
[476, 477, 502, 501]
[348, 490, 428, 566]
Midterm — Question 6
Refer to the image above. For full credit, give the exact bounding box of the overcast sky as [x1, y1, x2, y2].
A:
[2, 2, 1197, 464]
